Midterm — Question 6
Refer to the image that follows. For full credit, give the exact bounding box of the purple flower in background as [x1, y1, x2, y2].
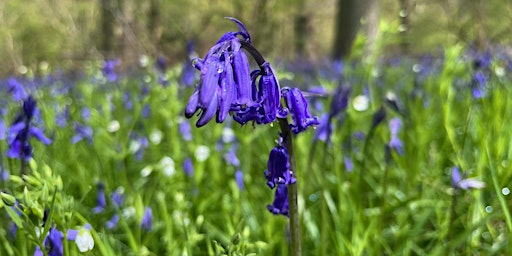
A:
[71, 123, 93, 144]
[387, 117, 404, 155]
[235, 170, 244, 190]
[451, 166, 485, 190]
[141, 207, 153, 231]
[111, 188, 125, 208]
[224, 145, 240, 167]
[471, 70, 487, 99]
[155, 55, 167, 73]
[106, 214, 120, 229]
[371, 106, 387, 129]
[267, 184, 289, 217]
[0, 117, 6, 140]
[123, 92, 133, 110]
[183, 157, 194, 177]
[264, 144, 296, 189]
[55, 106, 69, 128]
[282, 87, 319, 134]
[142, 104, 151, 119]
[344, 156, 354, 172]
[179, 119, 193, 141]
[35, 227, 64, 256]
[180, 43, 197, 87]
[102, 59, 120, 82]
[6, 77, 27, 102]
[7, 96, 51, 160]
[93, 183, 106, 213]
[81, 107, 91, 121]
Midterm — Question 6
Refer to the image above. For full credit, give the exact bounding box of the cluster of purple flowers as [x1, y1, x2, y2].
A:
[6, 96, 51, 161]
[184, 18, 318, 133]
[184, 18, 319, 216]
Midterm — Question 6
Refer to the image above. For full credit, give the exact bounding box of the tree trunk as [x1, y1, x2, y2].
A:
[100, 0, 115, 58]
[332, 0, 364, 60]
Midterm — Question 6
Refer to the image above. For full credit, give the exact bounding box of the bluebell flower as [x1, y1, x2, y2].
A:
[67, 224, 94, 252]
[451, 166, 485, 190]
[111, 187, 125, 208]
[71, 123, 93, 144]
[224, 145, 240, 167]
[344, 156, 354, 172]
[183, 157, 194, 177]
[102, 59, 120, 82]
[35, 227, 64, 256]
[267, 184, 289, 217]
[142, 104, 151, 119]
[179, 119, 193, 141]
[281, 87, 319, 134]
[106, 214, 120, 229]
[471, 70, 487, 98]
[123, 91, 133, 110]
[55, 106, 69, 128]
[0, 117, 6, 140]
[93, 182, 106, 213]
[264, 144, 296, 189]
[387, 117, 404, 155]
[81, 107, 91, 121]
[371, 106, 387, 129]
[141, 207, 153, 231]
[7, 96, 51, 160]
[6, 77, 27, 102]
[235, 170, 244, 190]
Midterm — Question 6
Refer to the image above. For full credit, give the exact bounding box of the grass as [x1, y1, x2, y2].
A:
[0, 46, 512, 255]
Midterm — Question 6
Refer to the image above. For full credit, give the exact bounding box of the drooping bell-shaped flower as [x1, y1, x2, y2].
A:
[267, 184, 289, 217]
[264, 144, 296, 189]
[281, 87, 319, 134]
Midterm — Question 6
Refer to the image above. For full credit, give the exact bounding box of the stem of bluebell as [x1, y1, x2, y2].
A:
[278, 117, 302, 256]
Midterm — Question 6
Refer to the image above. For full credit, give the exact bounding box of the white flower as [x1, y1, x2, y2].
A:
[352, 95, 370, 112]
[159, 156, 175, 177]
[67, 224, 94, 253]
[107, 120, 120, 133]
[195, 145, 210, 162]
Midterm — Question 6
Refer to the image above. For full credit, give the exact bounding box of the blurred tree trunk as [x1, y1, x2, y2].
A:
[294, 0, 308, 58]
[148, 0, 163, 53]
[100, 0, 116, 58]
[332, 0, 366, 60]
[363, 0, 379, 57]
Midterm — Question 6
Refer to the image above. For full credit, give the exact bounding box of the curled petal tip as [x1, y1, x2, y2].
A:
[224, 17, 251, 42]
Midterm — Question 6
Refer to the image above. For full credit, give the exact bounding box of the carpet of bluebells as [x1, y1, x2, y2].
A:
[1, 43, 512, 255]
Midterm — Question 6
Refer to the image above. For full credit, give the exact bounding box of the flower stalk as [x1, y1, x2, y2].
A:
[278, 117, 301, 256]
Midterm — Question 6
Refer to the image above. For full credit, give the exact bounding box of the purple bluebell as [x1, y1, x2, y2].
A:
[185, 18, 255, 127]
[264, 145, 296, 189]
[55, 106, 69, 128]
[7, 96, 51, 160]
[344, 156, 354, 172]
[314, 85, 350, 143]
[183, 157, 194, 177]
[387, 118, 404, 155]
[111, 188, 125, 208]
[6, 77, 27, 101]
[106, 214, 120, 229]
[224, 145, 240, 167]
[123, 91, 133, 110]
[267, 184, 289, 217]
[93, 183, 106, 213]
[81, 107, 91, 121]
[235, 170, 244, 190]
[371, 106, 387, 129]
[141, 207, 153, 231]
[282, 87, 319, 134]
[179, 119, 193, 141]
[471, 70, 487, 99]
[142, 104, 151, 119]
[180, 43, 197, 87]
[71, 123, 93, 144]
[102, 59, 120, 82]
[155, 55, 167, 73]
[451, 166, 485, 190]
[34, 227, 64, 256]
[0, 117, 6, 140]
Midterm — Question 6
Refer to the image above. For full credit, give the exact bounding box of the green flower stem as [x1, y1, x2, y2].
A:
[278, 118, 302, 256]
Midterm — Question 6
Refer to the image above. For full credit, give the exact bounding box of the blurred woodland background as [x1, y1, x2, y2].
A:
[0, 0, 511, 75]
